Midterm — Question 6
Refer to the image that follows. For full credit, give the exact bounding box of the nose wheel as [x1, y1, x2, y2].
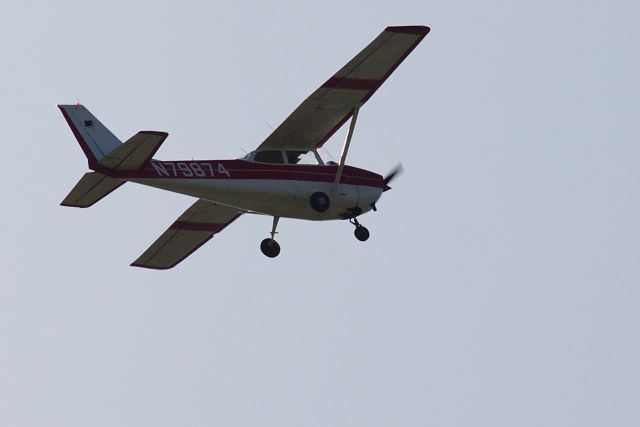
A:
[261, 216, 281, 258]
[350, 217, 370, 242]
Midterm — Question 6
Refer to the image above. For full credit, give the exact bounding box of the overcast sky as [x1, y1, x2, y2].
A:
[2, 0, 639, 426]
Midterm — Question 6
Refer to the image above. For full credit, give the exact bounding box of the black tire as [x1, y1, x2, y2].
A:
[354, 226, 370, 242]
[309, 192, 331, 213]
[260, 238, 281, 258]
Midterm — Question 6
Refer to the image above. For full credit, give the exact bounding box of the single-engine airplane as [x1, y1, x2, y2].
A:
[59, 25, 430, 269]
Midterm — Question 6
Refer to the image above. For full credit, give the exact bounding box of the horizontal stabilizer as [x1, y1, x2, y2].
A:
[61, 172, 124, 208]
[99, 131, 168, 171]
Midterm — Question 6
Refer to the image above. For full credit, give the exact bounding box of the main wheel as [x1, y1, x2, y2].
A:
[260, 238, 281, 258]
[354, 226, 370, 242]
[309, 192, 331, 213]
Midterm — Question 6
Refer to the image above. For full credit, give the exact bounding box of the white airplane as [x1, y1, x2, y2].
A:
[59, 25, 430, 269]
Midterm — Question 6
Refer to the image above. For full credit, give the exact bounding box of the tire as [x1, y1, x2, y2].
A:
[260, 238, 281, 258]
[354, 226, 370, 242]
[309, 192, 331, 213]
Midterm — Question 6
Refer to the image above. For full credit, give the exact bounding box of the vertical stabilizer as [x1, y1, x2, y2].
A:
[58, 104, 122, 168]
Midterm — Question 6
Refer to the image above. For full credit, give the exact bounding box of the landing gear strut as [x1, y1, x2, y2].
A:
[350, 217, 370, 242]
[260, 216, 281, 258]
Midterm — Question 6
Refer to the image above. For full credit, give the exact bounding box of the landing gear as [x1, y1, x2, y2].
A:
[354, 225, 370, 241]
[260, 238, 280, 258]
[310, 191, 330, 213]
[260, 216, 281, 258]
[349, 217, 370, 242]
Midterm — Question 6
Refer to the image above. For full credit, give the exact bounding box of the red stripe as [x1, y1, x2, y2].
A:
[132, 214, 242, 270]
[322, 77, 379, 90]
[133, 171, 381, 188]
[315, 26, 430, 148]
[360, 28, 429, 105]
[225, 170, 382, 187]
[112, 162, 385, 188]
[120, 160, 381, 178]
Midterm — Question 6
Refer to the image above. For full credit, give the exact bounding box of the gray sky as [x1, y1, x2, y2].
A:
[2, 0, 639, 425]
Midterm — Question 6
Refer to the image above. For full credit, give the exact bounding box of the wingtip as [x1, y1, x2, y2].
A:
[385, 25, 430, 36]
[139, 130, 169, 138]
[130, 262, 173, 270]
[60, 202, 87, 208]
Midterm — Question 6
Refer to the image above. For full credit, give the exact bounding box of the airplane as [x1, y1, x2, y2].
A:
[59, 25, 430, 269]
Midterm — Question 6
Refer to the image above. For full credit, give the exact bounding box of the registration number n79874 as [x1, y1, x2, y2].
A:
[151, 161, 231, 178]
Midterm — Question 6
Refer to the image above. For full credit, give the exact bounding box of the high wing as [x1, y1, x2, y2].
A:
[257, 26, 429, 152]
[131, 199, 242, 269]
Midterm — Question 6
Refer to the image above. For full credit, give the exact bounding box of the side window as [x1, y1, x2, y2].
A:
[286, 151, 305, 164]
[254, 150, 284, 164]
[286, 150, 321, 165]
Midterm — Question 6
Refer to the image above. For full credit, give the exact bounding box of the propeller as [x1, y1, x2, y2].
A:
[383, 163, 404, 191]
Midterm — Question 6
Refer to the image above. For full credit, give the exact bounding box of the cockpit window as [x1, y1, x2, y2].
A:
[286, 151, 306, 164]
[254, 150, 284, 164]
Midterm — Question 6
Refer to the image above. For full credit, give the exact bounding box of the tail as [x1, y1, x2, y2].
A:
[58, 104, 122, 169]
[59, 104, 168, 208]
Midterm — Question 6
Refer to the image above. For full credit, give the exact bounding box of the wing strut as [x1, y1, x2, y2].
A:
[331, 106, 360, 198]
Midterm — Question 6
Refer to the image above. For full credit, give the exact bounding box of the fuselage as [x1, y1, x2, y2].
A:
[95, 159, 385, 220]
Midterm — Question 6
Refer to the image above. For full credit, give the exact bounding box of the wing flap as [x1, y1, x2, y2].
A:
[131, 199, 241, 270]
